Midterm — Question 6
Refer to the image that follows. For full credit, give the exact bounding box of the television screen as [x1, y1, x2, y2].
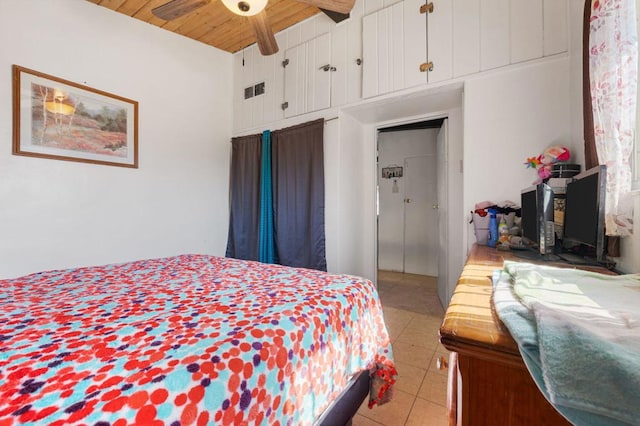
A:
[520, 183, 555, 254]
[562, 165, 606, 261]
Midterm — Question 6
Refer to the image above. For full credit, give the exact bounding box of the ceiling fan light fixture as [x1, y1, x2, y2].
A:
[221, 0, 268, 16]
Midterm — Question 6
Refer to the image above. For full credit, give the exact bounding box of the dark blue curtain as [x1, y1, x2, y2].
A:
[225, 134, 262, 260]
[272, 119, 326, 271]
[226, 120, 326, 271]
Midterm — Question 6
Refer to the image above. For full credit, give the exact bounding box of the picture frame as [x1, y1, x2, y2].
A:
[381, 166, 403, 179]
[12, 65, 138, 168]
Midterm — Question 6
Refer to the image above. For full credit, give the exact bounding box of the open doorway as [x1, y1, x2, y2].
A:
[376, 118, 449, 308]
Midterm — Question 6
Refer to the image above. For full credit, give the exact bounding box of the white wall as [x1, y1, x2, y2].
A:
[463, 57, 572, 250]
[378, 129, 438, 272]
[0, 0, 233, 278]
[335, 113, 368, 277]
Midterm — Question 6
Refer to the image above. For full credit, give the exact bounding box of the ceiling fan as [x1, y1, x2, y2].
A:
[152, 0, 355, 56]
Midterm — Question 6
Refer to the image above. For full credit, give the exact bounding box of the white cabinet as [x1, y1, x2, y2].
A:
[510, 0, 543, 64]
[543, 0, 568, 56]
[480, 0, 510, 71]
[363, 0, 452, 98]
[231, 0, 569, 130]
[232, 39, 286, 131]
[479, 0, 568, 70]
[452, 0, 480, 78]
[333, 0, 365, 106]
[426, 0, 452, 83]
[283, 32, 332, 118]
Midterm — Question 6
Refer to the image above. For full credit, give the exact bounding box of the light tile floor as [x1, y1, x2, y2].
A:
[353, 271, 449, 426]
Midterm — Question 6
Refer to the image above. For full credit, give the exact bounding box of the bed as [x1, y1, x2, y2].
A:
[0, 254, 396, 425]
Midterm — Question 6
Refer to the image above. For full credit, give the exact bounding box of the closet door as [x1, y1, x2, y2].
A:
[404, 155, 438, 276]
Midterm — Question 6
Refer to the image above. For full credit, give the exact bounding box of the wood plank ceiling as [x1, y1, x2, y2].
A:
[87, 0, 321, 54]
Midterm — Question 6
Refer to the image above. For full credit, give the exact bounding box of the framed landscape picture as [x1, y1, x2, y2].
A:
[12, 65, 138, 168]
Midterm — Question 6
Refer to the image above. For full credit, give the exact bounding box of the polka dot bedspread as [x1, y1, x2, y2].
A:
[0, 255, 396, 425]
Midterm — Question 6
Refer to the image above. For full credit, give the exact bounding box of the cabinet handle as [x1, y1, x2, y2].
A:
[319, 64, 331, 72]
[420, 2, 434, 14]
[356, 58, 362, 66]
[420, 61, 434, 72]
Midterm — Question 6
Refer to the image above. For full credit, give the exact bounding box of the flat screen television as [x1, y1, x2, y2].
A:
[520, 183, 555, 255]
[561, 165, 607, 262]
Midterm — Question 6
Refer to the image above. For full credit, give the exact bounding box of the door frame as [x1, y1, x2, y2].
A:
[373, 113, 450, 286]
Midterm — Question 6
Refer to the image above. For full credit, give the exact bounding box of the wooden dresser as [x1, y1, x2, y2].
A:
[439, 245, 612, 426]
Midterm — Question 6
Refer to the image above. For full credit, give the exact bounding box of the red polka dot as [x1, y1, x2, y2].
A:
[181, 403, 198, 425]
[228, 358, 243, 374]
[150, 388, 168, 405]
[276, 348, 288, 368]
[175, 393, 187, 406]
[188, 385, 204, 404]
[128, 390, 149, 409]
[135, 404, 157, 423]
[228, 374, 240, 392]
[243, 362, 253, 379]
[197, 410, 210, 426]
[104, 396, 128, 412]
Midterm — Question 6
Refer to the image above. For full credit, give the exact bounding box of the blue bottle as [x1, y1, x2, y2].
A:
[488, 209, 499, 248]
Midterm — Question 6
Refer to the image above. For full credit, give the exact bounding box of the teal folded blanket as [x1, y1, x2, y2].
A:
[492, 262, 640, 425]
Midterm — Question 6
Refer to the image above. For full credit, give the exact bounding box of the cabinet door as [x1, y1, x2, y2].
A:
[307, 32, 332, 112]
[543, 0, 568, 56]
[362, 11, 379, 98]
[404, 0, 427, 88]
[251, 48, 265, 126]
[284, 43, 307, 118]
[427, 0, 453, 83]
[331, 22, 348, 107]
[480, 0, 509, 71]
[347, 0, 365, 103]
[510, 0, 543, 64]
[390, 2, 405, 91]
[263, 32, 286, 124]
[452, 0, 480, 78]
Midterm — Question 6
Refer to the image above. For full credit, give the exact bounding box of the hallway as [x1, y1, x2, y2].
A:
[354, 271, 449, 425]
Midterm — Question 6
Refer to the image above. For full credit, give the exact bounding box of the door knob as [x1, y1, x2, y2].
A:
[405, 198, 412, 203]
[432, 203, 439, 209]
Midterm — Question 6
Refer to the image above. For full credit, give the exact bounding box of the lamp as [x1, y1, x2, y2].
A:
[221, 0, 268, 16]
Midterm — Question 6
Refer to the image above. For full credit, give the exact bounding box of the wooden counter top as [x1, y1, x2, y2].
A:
[437, 244, 615, 425]
[439, 244, 612, 368]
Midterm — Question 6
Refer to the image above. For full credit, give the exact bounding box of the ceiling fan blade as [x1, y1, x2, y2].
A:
[152, 0, 211, 21]
[319, 8, 350, 24]
[248, 11, 279, 56]
[297, 0, 354, 14]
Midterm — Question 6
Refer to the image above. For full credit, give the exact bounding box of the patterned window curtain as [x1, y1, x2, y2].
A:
[588, 0, 638, 237]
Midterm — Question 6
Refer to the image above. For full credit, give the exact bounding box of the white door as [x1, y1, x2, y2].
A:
[436, 120, 449, 307]
[404, 155, 438, 275]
